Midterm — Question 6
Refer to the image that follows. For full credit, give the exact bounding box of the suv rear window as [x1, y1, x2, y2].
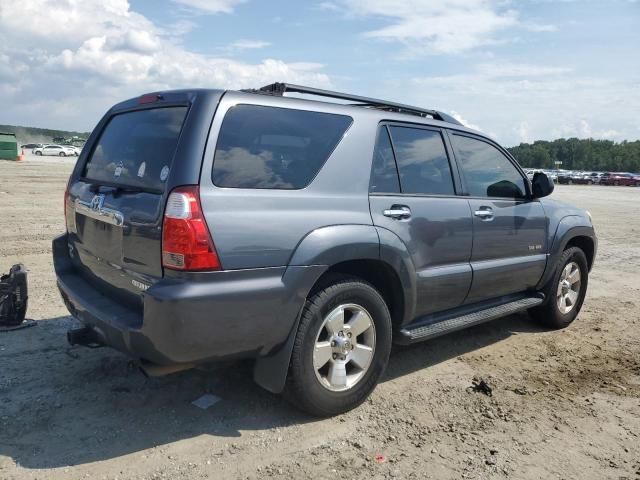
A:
[212, 105, 352, 189]
[83, 107, 188, 191]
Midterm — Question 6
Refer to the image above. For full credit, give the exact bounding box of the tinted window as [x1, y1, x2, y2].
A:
[370, 127, 400, 193]
[83, 107, 188, 191]
[388, 126, 454, 195]
[451, 135, 526, 198]
[213, 105, 352, 189]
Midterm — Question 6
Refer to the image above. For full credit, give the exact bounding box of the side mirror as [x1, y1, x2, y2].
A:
[532, 172, 554, 198]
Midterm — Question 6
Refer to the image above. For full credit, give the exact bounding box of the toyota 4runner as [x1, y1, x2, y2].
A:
[53, 83, 596, 416]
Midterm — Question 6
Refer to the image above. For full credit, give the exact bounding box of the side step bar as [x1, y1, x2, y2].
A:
[397, 296, 544, 344]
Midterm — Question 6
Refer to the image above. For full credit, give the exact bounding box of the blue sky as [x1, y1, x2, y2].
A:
[0, 0, 638, 145]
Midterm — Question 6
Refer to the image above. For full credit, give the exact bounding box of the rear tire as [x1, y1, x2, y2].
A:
[529, 247, 589, 329]
[285, 276, 392, 417]
[35, 151, 42, 156]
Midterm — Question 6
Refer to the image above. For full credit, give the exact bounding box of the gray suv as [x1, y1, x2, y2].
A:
[53, 83, 596, 416]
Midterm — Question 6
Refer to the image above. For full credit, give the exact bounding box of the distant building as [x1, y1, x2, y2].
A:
[0, 132, 18, 160]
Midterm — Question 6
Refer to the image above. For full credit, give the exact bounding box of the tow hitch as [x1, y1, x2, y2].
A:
[67, 326, 104, 348]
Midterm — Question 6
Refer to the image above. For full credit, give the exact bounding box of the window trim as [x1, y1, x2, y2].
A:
[445, 129, 533, 200]
[211, 103, 354, 190]
[369, 121, 462, 198]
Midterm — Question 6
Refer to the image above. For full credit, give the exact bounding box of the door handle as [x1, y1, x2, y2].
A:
[383, 205, 411, 220]
[474, 207, 494, 221]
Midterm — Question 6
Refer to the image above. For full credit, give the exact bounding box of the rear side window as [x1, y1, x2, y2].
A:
[451, 134, 527, 198]
[370, 126, 400, 194]
[212, 105, 352, 189]
[83, 107, 188, 191]
[388, 126, 455, 195]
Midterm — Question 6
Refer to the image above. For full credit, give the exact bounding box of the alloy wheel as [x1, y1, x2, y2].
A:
[556, 261, 581, 314]
[313, 303, 376, 392]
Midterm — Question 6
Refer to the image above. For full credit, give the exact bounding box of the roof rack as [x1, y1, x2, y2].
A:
[243, 82, 463, 126]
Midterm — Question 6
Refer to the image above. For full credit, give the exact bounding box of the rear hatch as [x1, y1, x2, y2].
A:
[66, 105, 189, 311]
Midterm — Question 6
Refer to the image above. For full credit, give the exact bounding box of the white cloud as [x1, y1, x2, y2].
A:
[476, 63, 571, 78]
[404, 62, 640, 145]
[230, 39, 271, 50]
[514, 122, 531, 143]
[317, 2, 342, 11]
[450, 111, 482, 131]
[599, 129, 620, 140]
[0, 0, 330, 130]
[578, 119, 592, 138]
[171, 0, 245, 14]
[337, 0, 520, 54]
[525, 23, 558, 32]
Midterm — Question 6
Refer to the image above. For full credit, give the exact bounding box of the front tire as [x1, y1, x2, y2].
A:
[59, 152, 66, 157]
[530, 247, 589, 329]
[285, 276, 392, 416]
[35, 151, 42, 156]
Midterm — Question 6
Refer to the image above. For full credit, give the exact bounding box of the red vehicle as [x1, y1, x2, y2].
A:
[600, 172, 640, 186]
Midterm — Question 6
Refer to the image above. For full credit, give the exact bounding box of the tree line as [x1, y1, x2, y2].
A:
[508, 138, 640, 173]
[0, 124, 89, 144]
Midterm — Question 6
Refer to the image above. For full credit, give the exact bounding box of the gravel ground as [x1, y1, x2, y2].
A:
[1, 156, 639, 480]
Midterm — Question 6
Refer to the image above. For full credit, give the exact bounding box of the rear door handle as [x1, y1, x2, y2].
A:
[383, 205, 411, 220]
[474, 207, 494, 221]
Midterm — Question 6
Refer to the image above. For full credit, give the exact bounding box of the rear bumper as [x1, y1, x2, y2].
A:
[53, 234, 324, 366]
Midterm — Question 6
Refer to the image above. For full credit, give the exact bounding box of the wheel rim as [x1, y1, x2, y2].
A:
[556, 261, 581, 314]
[313, 303, 376, 392]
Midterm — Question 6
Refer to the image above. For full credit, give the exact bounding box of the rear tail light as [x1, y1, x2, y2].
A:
[162, 186, 220, 271]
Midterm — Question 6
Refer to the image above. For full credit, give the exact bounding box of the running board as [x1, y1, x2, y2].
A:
[397, 296, 544, 344]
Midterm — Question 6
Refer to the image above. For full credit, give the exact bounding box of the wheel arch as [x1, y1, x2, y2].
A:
[565, 235, 595, 271]
[537, 216, 597, 290]
[254, 224, 416, 394]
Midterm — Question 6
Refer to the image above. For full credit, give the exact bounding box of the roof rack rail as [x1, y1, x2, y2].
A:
[243, 82, 463, 126]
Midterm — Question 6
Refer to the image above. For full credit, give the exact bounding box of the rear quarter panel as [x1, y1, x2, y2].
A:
[198, 92, 380, 270]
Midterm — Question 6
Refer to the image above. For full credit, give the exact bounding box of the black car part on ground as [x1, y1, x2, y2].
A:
[0, 264, 28, 327]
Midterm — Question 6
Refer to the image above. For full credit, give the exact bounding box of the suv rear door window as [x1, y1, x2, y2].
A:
[83, 106, 188, 191]
[451, 134, 527, 198]
[370, 126, 400, 194]
[388, 126, 455, 195]
[212, 105, 352, 189]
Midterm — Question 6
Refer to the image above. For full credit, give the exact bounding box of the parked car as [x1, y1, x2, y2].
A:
[54, 84, 597, 416]
[573, 172, 601, 185]
[543, 170, 558, 183]
[557, 171, 573, 184]
[33, 144, 78, 157]
[600, 172, 640, 186]
[20, 143, 43, 149]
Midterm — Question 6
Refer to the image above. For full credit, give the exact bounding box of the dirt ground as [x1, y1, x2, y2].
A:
[1, 156, 639, 480]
